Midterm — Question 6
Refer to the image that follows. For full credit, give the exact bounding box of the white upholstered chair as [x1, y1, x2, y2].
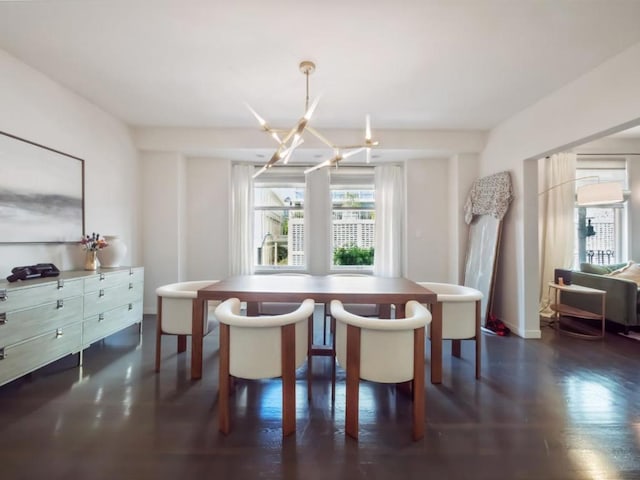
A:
[155, 280, 220, 372]
[417, 282, 483, 379]
[330, 299, 432, 441]
[215, 297, 315, 437]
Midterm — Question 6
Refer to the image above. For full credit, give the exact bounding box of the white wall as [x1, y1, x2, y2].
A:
[141, 151, 185, 310]
[479, 41, 640, 338]
[404, 158, 449, 282]
[141, 155, 232, 312]
[0, 49, 140, 276]
[185, 158, 231, 282]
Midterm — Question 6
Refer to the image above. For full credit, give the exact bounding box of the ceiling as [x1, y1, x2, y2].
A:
[1, 1, 640, 155]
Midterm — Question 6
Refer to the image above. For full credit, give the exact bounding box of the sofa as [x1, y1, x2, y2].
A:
[561, 262, 640, 333]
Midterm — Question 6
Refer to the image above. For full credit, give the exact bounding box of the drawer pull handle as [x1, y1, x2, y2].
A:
[129, 283, 134, 290]
[128, 303, 133, 311]
[0, 313, 6, 325]
[99, 313, 105, 322]
[0, 348, 5, 360]
[99, 289, 105, 298]
[57, 279, 64, 289]
[0, 289, 6, 301]
[100, 273, 106, 281]
[129, 269, 134, 276]
[57, 299, 64, 309]
[56, 328, 63, 338]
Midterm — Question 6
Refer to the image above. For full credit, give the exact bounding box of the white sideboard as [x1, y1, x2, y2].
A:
[0, 267, 144, 387]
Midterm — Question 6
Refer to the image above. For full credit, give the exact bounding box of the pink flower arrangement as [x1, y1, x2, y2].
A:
[80, 232, 108, 251]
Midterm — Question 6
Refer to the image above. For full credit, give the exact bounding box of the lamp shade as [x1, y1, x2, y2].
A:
[576, 182, 624, 206]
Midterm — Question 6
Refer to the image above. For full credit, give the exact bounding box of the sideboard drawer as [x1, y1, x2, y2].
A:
[0, 296, 83, 348]
[0, 278, 83, 313]
[84, 271, 129, 293]
[83, 301, 142, 346]
[83, 282, 134, 317]
[0, 322, 82, 386]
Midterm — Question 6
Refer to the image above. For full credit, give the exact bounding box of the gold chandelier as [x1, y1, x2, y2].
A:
[248, 60, 379, 178]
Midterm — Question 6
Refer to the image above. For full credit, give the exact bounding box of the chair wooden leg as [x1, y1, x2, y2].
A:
[413, 327, 425, 441]
[331, 315, 337, 405]
[323, 315, 328, 345]
[177, 334, 187, 354]
[475, 300, 481, 379]
[219, 323, 231, 434]
[307, 315, 313, 402]
[281, 324, 296, 437]
[345, 324, 361, 440]
[155, 297, 163, 372]
[452, 339, 461, 358]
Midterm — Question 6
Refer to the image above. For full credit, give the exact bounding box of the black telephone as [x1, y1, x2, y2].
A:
[6, 263, 60, 282]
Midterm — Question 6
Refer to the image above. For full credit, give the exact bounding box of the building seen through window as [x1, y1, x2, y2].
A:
[331, 188, 375, 267]
[254, 185, 304, 267]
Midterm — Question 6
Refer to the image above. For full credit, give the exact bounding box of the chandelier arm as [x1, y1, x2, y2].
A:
[305, 126, 336, 148]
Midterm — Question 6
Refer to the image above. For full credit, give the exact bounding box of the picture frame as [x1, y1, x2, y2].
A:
[0, 131, 85, 243]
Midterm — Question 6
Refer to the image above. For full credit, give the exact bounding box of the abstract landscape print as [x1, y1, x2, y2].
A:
[0, 131, 83, 243]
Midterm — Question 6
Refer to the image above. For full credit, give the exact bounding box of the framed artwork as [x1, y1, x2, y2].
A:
[0, 131, 84, 243]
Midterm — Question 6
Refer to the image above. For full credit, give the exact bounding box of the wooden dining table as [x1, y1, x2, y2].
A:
[191, 274, 443, 383]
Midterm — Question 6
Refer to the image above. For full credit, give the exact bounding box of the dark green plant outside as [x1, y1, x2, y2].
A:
[333, 245, 374, 266]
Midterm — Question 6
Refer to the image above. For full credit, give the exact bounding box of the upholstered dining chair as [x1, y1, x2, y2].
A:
[330, 299, 432, 441]
[215, 297, 315, 437]
[417, 282, 483, 379]
[155, 280, 220, 372]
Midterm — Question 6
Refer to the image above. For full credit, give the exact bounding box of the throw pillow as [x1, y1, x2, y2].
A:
[607, 261, 640, 286]
[607, 262, 632, 274]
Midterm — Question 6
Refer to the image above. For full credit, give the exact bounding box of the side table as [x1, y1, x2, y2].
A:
[548, 282, 606, 340]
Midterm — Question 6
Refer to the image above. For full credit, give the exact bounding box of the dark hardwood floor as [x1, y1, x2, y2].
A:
[1, 313, 639, 480]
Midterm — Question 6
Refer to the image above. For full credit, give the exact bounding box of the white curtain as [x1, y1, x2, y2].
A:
[374, 164, 403, 277]
[539, 153, 576, 314]
[230, 164, 254, 275]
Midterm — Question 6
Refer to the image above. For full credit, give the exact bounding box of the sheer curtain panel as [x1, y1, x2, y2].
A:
[539, 153, 576, 315]
[373, 164, 403, 277]
[230, 164, 255, 275]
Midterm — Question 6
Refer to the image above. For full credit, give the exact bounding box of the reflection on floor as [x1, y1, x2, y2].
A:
[0, 313, 639, 479]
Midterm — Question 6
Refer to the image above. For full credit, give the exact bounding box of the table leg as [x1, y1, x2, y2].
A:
[247, 301, 259, 316]
[191, 298, 204, 380]
[430, 301, 443, 384]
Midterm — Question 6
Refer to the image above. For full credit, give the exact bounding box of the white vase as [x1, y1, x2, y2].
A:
[97, 235, 127, 268]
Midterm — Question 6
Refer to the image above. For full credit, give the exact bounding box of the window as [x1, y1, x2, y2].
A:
[574, 158, 628, 267]
[252, 166, 376, 272]
[253, 170, 305, 269]
[330, 169, 375, 268]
